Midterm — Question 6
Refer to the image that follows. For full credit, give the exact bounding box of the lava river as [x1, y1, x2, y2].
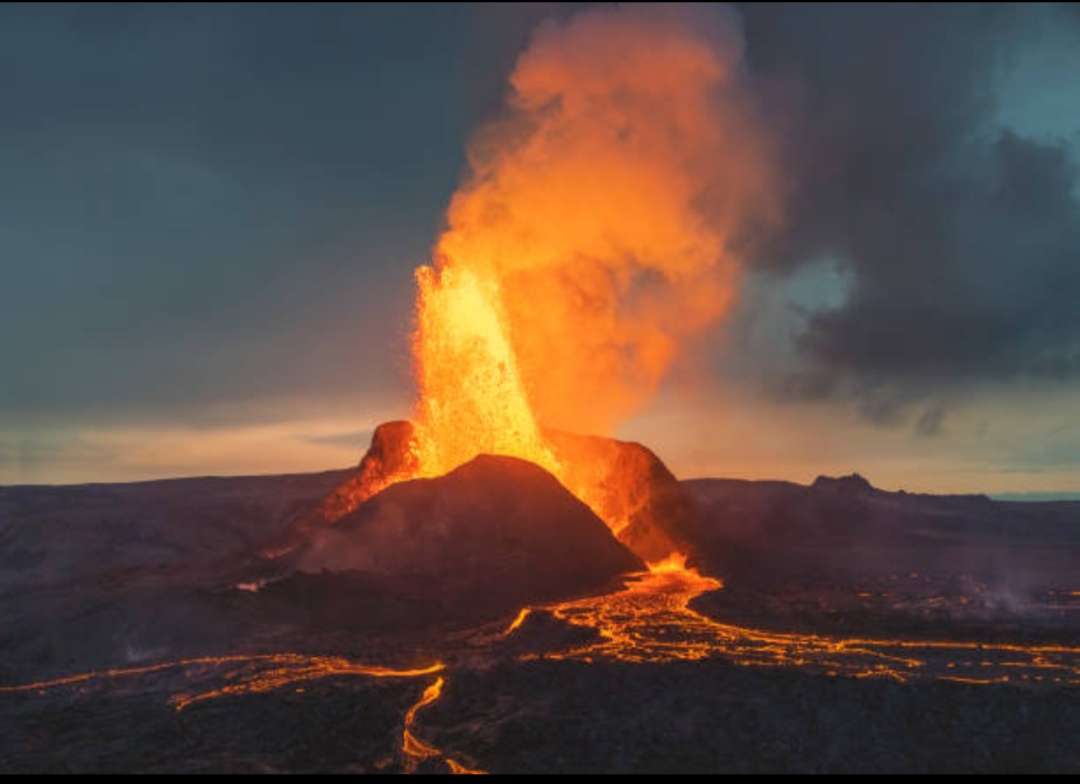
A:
[516, 560, 1080, 687]
[4, 562, 1080, 774]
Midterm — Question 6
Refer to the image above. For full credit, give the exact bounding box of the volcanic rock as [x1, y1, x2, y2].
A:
[264, 420, 418, 556]
[291, 454, 644, 618]
[682, 473, 1080, 590]
[810, 472, 875, 494]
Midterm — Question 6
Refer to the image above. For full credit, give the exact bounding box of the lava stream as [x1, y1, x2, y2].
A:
[0, 653, 443, 702]
[402, 676, 486, 774]
[511, 563, 1080, 687]
[2, 653, 484, 775]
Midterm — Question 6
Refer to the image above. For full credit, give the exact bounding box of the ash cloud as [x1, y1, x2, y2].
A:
[736, 4, 1080, 421]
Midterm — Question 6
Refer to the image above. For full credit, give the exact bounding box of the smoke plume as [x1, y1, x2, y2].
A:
[413, 3, 779, 473]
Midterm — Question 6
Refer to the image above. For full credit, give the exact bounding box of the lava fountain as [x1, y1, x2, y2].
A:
[263, 5, 780, 562]
[401, 4, 779, 543]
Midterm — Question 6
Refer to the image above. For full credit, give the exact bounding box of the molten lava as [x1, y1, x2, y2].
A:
[0, 654, 446, 710]
[508, 562, 1080, 686]
[8, 569, 1079, 773]
[1, 654, 487, 774]
[402, 676, 486, 775]
[257, 9, 778, 561]
[362, 4, 779, 547]
[410, 265, 561, 481]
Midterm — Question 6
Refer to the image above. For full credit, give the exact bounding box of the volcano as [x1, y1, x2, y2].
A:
[245, 424, 697, 627]
[267, 421, 698, 567]
[4, 435, 1080, 774]
[287, 453, 643, 616]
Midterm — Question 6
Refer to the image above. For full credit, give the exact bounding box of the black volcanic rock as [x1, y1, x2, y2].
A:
[291, 455, 644, 619]
[810, 472, 875, 494]
[678, 474, 1080, 644]
[682, 473, 1080, 590]
[0, 470, 350, 592]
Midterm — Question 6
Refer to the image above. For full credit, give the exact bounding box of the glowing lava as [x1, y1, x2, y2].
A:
[5, 567, 1080, 774]
[0, 654, 444, 701]
[410, 265, 561, 481]
[9, 4, 1077, 775]
[511, 562, 1080, 687]
[402, 676, 486, 775]
[0, 654, 485, 775]
[385, 4, 780, 546]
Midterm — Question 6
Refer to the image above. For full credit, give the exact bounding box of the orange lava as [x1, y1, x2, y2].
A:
[0, 654, 445, 709]
[5, 567, 1080, 775]
[402, 676, 487, 775]
[502, 608, 532, 637]
[388, 5, 779, 546]
[512, 562, 1080, 687]
[1, 654, 487, 774]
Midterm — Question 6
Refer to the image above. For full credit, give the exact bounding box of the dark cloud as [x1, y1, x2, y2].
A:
[3, 3, 1079, 486]
[914, 404, 947, 438]
[737, 4, 1080, 417]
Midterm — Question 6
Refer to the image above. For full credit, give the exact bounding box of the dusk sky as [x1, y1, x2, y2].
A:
[2, 3, 1079, 495]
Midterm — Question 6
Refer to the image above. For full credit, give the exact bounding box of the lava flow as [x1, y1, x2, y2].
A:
[402, 676, 486, 775]
[7, 4, 1077, 775]
[261, 8, 779, 560]
[509, 560, 1080, 687]
[0, 654, 444, 703]
[373, 4, 779, 547]
[0, 653, 490, 774]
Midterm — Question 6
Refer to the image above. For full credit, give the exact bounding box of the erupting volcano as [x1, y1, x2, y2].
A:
[5, 2, 1080, 776]
[269, 3, 778, 565]
[407, 2, 776, 538]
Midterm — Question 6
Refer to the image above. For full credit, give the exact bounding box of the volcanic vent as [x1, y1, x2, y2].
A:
[256, 3, 772, 607]
[295, 454, 643, 612]
[267, 421, 697, 568]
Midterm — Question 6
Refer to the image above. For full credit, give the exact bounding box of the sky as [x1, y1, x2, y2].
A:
[2, 3, 1079, 494]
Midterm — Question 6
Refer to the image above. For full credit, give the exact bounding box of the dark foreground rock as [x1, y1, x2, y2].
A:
[422, 659, 1080, 774]
[4, 657, 1077, 774]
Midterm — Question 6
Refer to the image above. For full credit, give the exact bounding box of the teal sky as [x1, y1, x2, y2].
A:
[1, 3, 1078, 495]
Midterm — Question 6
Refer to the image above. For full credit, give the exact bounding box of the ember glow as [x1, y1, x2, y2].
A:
[404, 4, 778, 537]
